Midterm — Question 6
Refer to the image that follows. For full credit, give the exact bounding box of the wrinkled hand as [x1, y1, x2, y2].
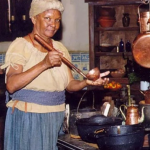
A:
[43, 51, 63, 68]
[86, 71, 110, 86]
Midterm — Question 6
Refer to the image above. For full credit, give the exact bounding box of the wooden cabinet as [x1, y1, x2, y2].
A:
[84, 0, 147, 84]
[0, 0, 33, 41]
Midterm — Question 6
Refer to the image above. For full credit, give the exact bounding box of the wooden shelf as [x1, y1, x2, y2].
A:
[109, 77, 129, 84]
[88, 77, 129, 91]
[85, 0, 143, 5]
[95, 52, 132, 56]
[95, 27, 139, 32]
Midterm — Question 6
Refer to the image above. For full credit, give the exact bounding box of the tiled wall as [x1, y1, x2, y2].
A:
[0, 52, 89, 81]
[0, 53, 5, 65]
[70, 52, 89, 81]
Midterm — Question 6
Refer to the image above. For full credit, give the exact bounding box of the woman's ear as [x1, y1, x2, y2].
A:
[31, 17, 36, 24]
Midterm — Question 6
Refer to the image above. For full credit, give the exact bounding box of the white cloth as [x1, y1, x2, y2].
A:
[29, 0, 64, 18]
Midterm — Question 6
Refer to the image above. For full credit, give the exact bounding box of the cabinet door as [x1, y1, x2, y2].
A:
[0, 0, 33, 41]
[0, 0, 9, 41]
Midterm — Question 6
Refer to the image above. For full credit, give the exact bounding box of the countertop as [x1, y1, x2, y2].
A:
[58, 134, 150, 150]
[58, 134, 98, 150]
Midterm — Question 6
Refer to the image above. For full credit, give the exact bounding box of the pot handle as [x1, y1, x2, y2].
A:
[77, 91, 95, 115]
[119, 104, 127, 120]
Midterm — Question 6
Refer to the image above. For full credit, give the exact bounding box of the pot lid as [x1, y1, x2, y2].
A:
[76, 115, 122, 126]
[132, 33, 150, 68]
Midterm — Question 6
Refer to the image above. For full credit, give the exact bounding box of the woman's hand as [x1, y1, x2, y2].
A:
[42, 51, 63, 69]
[86, 71, 110, 86]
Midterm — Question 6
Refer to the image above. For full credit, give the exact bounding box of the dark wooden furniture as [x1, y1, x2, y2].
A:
[84, 0, 147, 85]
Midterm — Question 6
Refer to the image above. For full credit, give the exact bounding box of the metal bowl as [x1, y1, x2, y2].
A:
[97, 44, 116, 52]
[111, 71, 125, 78]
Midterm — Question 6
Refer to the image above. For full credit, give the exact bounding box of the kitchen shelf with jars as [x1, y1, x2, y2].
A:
[84, 0, 149, 86]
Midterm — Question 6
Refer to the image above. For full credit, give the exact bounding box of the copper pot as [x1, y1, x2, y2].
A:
[132, 5, 150, 68]
[132, 33, 150, 68]
[119, 105, 144, 125]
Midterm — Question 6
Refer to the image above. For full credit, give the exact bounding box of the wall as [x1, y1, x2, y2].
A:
[61, 0, 89, 80]
[61, 0, 89, 52]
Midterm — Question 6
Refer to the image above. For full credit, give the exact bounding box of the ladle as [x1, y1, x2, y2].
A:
[34, 34, 100, 81]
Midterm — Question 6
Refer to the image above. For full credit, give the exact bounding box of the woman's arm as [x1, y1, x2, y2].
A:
[66, 67, 110, 92]
[6, 51, 63, 93]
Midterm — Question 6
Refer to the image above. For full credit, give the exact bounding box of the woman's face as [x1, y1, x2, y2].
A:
[33, 9, 61, 38]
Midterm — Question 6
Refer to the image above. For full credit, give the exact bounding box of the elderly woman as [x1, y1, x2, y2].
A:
[1, 0, 109, 150]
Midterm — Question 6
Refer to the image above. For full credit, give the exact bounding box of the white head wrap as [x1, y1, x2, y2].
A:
[29, 0, 64, 18]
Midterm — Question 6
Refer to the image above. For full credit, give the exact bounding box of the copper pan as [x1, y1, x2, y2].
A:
[132, 32, 150, 68]
[132, 3, 150, 68]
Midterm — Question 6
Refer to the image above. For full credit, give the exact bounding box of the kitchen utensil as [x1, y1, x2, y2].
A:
[119, 104, 144, 125]
[96, 44, 116, 52]
[132, 33, 150, 68]
[76, 115, 122, 143]
[90, 124, 144, 150]
[34, 34, 100, 81]
[69, 91, 100, 136]
[138, 11, 150, 33]
[132, 4, 150, 68]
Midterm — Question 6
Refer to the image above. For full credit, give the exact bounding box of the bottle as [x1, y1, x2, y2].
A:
[122, 13, 130, 27]
[125, 40, 131, 52]
[119, 39, 124, 52]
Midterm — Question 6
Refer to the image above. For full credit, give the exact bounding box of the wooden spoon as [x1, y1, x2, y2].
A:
[34, 34, 100, 81]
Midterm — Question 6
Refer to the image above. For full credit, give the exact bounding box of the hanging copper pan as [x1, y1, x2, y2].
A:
[132, 32, 150, 68]
[132, 3, 150, 68]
